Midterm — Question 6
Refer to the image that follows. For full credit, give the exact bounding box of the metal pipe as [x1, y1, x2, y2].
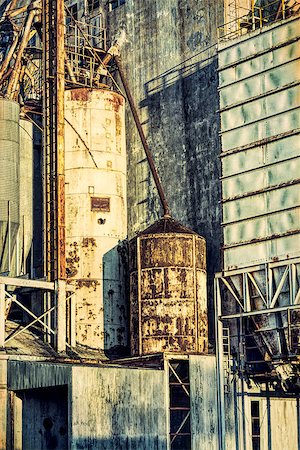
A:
[0, 284, 5, 347]
[115, 56, 170, 217]
[8, 201, 11, 273]
[65, 52, 77, 84]
[6, 5, 39, 98]
[6, 0, 19, 14]
[0, 32, 19, 81]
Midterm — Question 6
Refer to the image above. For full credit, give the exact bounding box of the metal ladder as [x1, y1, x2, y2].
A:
[42, 0, 65, 282]
[223, 327, 231, 393]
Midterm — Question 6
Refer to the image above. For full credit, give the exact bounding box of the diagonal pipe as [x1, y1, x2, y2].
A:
[115, 56, 171, 217]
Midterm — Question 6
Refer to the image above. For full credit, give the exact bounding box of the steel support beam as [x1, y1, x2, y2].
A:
[0, 276, 54, 291]
[0, 284, 5, 348]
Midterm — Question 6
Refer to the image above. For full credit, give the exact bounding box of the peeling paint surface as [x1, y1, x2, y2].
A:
[71, 365, 167, 450]
[130, 226, 208, 355]
[64, 89, 128, 350]
[190, 355, 218, 450]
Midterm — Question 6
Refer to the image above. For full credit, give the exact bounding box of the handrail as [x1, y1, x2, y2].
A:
[218, 0, 300, 41]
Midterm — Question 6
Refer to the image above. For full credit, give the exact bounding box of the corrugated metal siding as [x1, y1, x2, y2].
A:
[0, 99, 20, 274]
[8, 361, 71, 390]
[189, 355, 219, 450]
[218, 16, 300, 269]
[71, 365, 167, 450]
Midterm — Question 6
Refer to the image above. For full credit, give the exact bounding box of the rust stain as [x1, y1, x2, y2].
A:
[75, 279, 99, 291]
[107, 94, 124, 113]
[66, 241, 80, 278]
[130, 232, 208, 356]
[82, 237, 97, 248]
[116, 113, 122, 136]
[70, 88, 90, 102]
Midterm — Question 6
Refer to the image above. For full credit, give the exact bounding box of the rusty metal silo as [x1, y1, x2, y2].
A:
[129, 216, 208, 356]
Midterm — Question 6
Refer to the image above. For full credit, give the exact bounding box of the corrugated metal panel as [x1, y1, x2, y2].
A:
[71, 365, 167, 450]
[189, 355, 218, 450]
[8, 361, 71, 391]
[218, 17, 300, 67]
[219, 42, 300, 91]
[0, 99, 20, 275]
[268, 398, 299, 450]
[221, 110, 299, 151]
[218, 17, 300, 269]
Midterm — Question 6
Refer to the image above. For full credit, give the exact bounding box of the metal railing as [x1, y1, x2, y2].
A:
[218, 0, 300, 41]
[65, 15, 108, 88]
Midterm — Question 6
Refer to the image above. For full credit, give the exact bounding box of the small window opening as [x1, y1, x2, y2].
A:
[87, 0, 100, 14]
[109, 0, 126, 11]
[66, 3, 78, 26]
[251, 400, 260, 450]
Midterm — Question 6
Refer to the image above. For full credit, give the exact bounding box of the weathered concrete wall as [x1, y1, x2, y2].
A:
[190, 355, 218, 450]
[71, 365, 167, 449]
[107, 0, 224, 342]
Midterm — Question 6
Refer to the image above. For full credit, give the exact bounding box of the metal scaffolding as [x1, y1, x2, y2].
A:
[215, 258, 300, 449]
[219, 0, 300, 40]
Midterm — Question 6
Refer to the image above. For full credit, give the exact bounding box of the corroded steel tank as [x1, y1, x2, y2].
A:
[0, 99, 20, 275]
[129, 216, 208, 356]
[64, 88, 127, 351]
[19, 116, 33, 273]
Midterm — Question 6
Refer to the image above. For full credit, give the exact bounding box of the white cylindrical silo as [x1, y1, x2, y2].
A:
[0, 99, 20, 275]
[19, 116, 33, 275]
[64, 88, 127, 351]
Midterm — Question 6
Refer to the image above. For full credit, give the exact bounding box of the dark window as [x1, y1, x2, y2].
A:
[87, 0, 100, 14]
[110, 0, 126, 11]
[66, 3, 78, 26]
[169, 360, 191, 450]
[91, 197, 110, 212]
[251, 400, 260, 450]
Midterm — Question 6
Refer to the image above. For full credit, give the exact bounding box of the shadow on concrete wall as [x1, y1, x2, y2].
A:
[72, 436, 167, 450]
[103, 240, 130, 358]
[141, 56, 222, 345]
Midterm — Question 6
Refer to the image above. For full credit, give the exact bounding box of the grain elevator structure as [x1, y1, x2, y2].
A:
[0, 1, 299, 449]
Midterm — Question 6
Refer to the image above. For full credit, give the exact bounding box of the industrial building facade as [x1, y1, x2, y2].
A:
[0, 0, 299, 449]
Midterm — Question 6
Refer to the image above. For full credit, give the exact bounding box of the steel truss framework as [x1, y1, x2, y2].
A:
[167, 359, 191, 449]
[215, 257, 300, 449]
[0, 276, 75, 352]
